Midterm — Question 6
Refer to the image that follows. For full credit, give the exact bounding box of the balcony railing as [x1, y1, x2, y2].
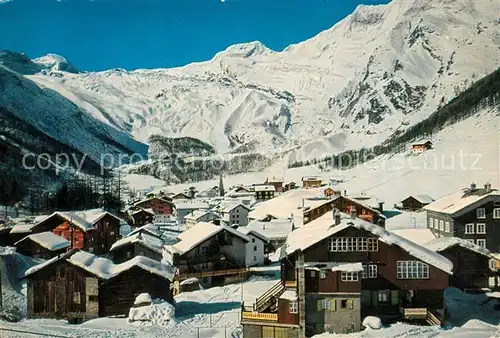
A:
[241, 311, 278, 323]
[284, 280, 297, 288]
[400, 307, 428, 319]
[177, 267, 249, 280]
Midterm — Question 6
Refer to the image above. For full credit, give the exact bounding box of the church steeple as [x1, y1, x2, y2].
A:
[219, 174, 225, 197]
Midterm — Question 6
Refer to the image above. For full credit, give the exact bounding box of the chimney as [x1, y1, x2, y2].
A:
[350, 206, 357, 219]
[470, 182, 476, 191]
[378, 202, 384, 213]
[344, 190, 347, 196]
[485, 182, 492, 193]
[333, 208, 341, 226]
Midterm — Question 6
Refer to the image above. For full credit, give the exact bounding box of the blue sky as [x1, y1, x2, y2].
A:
[0, 0, 389, 71]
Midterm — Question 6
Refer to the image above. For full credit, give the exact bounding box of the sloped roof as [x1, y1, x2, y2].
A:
[423, 188, 499, 216]
[171, 222, 249, 255]
[423, 237, 492, 257]
[184, 210, 219, 221]
[254, 185, 276, 192]
[243, 219, 293, 240]
[128, 223, 163, 238]
[237, 227, 269, 243]
[285, 213, 453, 275]
[110, 232, 164, 254]
[15, 232, 70, 251]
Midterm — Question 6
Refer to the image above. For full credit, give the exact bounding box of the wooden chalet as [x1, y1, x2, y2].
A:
[401, 195, 435, 211]
[22, 250, 174, 322]
[14, 232, 70, 259]
[25, 210, 122, 255]
[129, 208, 155, 228]
[265, 177, 284, 193]
[109, 231, 164, 264]
[283, 182, 296, 192]
[255, 185, 276, 201]
[323, 187, 336, 198]
[411, 140, 433, 154]
[165, 222, 251, 292]
[134, 197, 174, 216]
[301, 176, 322, 189]
[171, 192, 191, 200]
[423, 183, 500, 253]
[424, 237, 495, 290]
[242, 211, 452, 337]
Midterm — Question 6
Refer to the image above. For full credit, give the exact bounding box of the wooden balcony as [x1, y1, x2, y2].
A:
[177, 267, 249, 280]
[241, 311, 278, 323]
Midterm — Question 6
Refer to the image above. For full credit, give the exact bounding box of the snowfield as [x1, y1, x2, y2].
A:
[22, 0, 500, 160]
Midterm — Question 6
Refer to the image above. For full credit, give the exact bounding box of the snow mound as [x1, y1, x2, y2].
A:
[33, 53, 79, 73]
[134, 293, 152, 306]
[362, 316, 383, 330]
[128, 299, 176, 326]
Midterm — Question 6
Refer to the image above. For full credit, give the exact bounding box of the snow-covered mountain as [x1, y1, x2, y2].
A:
[23, 0, 498, 162]
[33, 54, 79, 74]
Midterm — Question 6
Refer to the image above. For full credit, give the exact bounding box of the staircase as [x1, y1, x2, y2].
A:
[253, 281, 286, 312]
[426, 309, 442, 326]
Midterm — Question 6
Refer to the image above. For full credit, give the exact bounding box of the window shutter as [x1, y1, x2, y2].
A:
[329, 299, 336, 311]
[347, 299, 354, 309]
[391, 290, 399, 305]
[317, 299, 322, 311]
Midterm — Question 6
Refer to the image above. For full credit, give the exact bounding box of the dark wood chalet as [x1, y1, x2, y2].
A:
[264, 177, 284, 193]
[165, 222, 250, 292]
[424, 237, 495, 290]
[130, 209, 155, 228]
[109, 231, 164, 264]
[401, 195, 434, 211]
[22, 250, 174, 322]
[14, 232, 70, 259]
[26, 211, 122, 255]
[241, 211, 451, 337]
[303, 196, 386, 227]
[424, 183, 500, 253]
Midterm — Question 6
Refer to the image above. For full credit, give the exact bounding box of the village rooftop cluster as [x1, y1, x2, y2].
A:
[1, 174, 500, 337]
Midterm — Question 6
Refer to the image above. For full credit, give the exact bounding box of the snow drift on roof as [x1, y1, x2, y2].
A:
[110, 231, 164, 254]
[411, 195, 435, 204]
[423, 189, 499, 215]
[390, 228, 436, 246]
[279, 290, 297, 301]
[424, 237, 492, 257]
[285, 213, 453, 274]
[242, 219, 293, 240]
[171, 222, 248, 255]
[15, 232, 70, 251]
[67, 251, 174, 281]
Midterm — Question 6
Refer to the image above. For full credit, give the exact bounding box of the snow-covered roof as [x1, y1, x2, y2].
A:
[175, 202, 210, 210]
[285, 212, 453, 274]
[423, 188, 499, 216]
[110, 232, 164, 254]
[424, 237, 492, 257]
[385, 211, 428, 231]
[237, 227, 269, 243]
[10, 223, 37, 234]
[406, 195, 435, 204]
[23, 249, 77, 277]
[171, 222, 249, 255]
[180, 277, 199, 286]
[390, 229, 436, 246]
[218, 201, 250, 213]
[134, 293, 152, 305]
[27, 209, 121, 233]
[254, 185, 276, 192]
[339, 195, 385, 217]
[243, 219, 293, 240]
[131, 208, 155, 216]
[128, 223, 163, 238]
[279, 290, 297, 301]
[134, 197, 173, 206]
[184, 210, 215, 221]
[67, 251, 174, 281]
[302, 176, 320, 181]
[305, 262, 363, 272]
[15, 232, 70, 251]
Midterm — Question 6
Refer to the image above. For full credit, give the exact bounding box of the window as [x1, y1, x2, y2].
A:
[254, 245, 257, 251]
[477, 239, 486, 248]
[362, 265, 368, 279]
[88, 295, 98, 302]
[340, 300, 347, 308]
[341, 271, 358, 282]
[494, 201, 500, 207]
[262, 327, 274, 338]
[89, 247, 94, 253]
[397, 261, 429, 279]
[328, 237, 378, 252]
[320, 270, 326, 279]
[253, 256, 257, 261]
[251, 238, 255, 243]
[467, 239, 475, 244]
[126, 251, 131, 258]
[109, 231, 115, 236]
[493, 208, 500, 219]
[439, 220, 444, 231]
[275, 328, 287, 338]
[378, 290, 390, 303]
[368, 265, 377, 278]
[316, 298, 335, 311]
[310, 270, 316, 278]
[445, 222, 450, 233]
[202, 247, 208, 254]
[476, 223, 486, 234]
[73, 292, 81, 304]
[477, 208, 486, 219]
[465, 223, 475, 234]
[289, 301, 298, 313]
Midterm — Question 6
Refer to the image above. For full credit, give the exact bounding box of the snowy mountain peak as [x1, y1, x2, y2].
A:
[33, 53, 80, 74]
[216, 41, 273, 59]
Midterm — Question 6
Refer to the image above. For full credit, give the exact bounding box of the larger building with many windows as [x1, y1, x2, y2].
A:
[423, 183, 500, 253]
[241, 210, 452, 337]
